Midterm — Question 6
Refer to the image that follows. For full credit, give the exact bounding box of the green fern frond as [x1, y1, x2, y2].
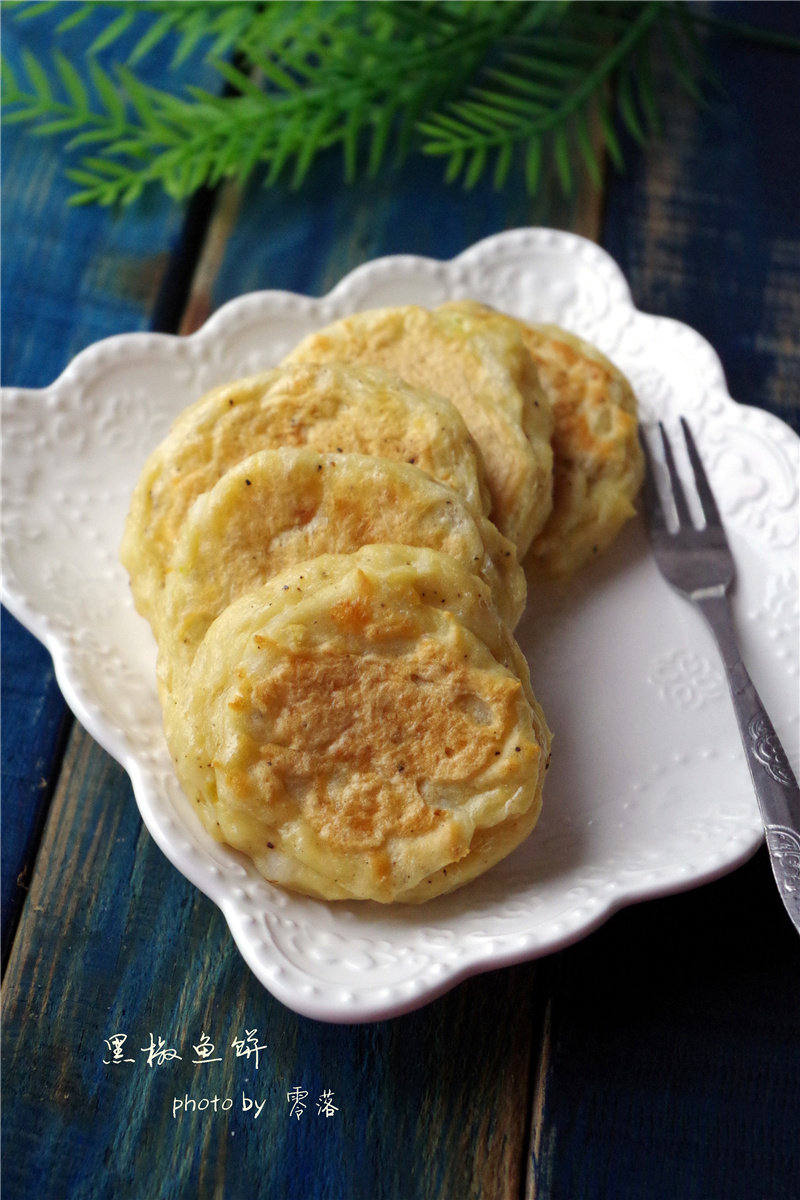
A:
[8, 1, 257, 67]
[419, 0, 664, 189]
[3, 0, 798, 208]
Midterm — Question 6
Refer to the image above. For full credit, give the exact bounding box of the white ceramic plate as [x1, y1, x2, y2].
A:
[3, 228, 798, 1023]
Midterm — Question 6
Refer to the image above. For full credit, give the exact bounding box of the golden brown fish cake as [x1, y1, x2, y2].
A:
[282, 304, 554, 555]
[441, 302, 644, 575]
[164, 545, 551, 904]
[157, 446, 526, 693]
[520, 322, 644, 574]
[120, 361, 490, 635]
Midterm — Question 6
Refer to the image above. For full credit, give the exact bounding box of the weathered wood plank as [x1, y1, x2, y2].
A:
[200, 140, 602, 310]
[526, 7, 800, 1198]
[0, 608, 72, 969]
[529, 852, 800, 1200]
[601, 1, 800, 433]
[0, 9, 219, 958]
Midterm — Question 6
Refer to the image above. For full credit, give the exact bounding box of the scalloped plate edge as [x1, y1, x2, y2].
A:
[2, 227, 797, 1023]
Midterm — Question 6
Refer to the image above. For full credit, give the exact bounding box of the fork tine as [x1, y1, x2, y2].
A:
[638, 427, 668, 531]
[680, 417, 722, 528]
[658, 422, 694, 528]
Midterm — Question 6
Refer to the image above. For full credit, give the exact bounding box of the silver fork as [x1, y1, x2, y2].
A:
[639, 418, 800, 935]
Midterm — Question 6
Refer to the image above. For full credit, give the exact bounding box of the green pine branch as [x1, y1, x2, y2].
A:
[2, 0, 797, 208]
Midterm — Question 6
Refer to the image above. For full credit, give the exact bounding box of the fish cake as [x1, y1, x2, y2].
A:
[519, 322, 644, 574]
[163, 545, 551, 904]
[157, 446, 526, 692]
[120, 361, 490, 633]
[282, 304, 554, 556]
[440, 302, 644, 575]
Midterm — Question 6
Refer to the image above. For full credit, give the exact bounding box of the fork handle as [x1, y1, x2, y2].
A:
[695, 590, 800, 932]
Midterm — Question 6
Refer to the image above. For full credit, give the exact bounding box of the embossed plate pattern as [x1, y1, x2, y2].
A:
[3, 229, 798, 1022]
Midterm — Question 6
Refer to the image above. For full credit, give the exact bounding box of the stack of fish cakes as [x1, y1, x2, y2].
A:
[122, 354, 552, 904]
[283, 302, 555, 556]
[121, 361, 492, 638]
[122, 300, 642, 904]
[157, 445, 526, 697]
[286, 301, 644, 575]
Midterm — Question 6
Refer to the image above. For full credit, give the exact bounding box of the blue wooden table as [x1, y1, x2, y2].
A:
[3, 6, 799, 1198]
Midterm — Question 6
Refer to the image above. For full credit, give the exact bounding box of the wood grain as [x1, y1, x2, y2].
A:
[0, 608, 72, 970]
[525, 8, 800, 1197]
[526, 854, 800, 1200]
[200, 143, 603, 311]
[601, 2, 800, 433]
[0, 11, 215, 967]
